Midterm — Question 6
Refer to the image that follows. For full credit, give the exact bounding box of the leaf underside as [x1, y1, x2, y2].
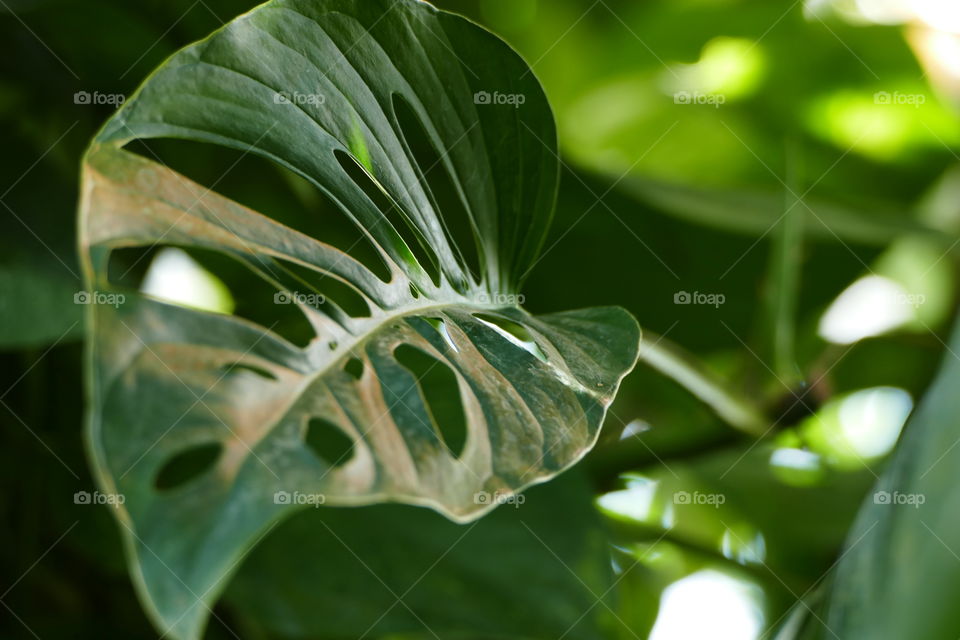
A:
[78, 0, 639, 638]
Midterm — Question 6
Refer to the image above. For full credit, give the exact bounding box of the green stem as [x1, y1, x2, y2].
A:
[767, 136, 805, 387]
[638, 332, 768, 437]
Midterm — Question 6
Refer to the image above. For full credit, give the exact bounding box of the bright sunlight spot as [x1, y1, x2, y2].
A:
[852, 0, 915, 25]
[663, 37, 766, 100]
[910, 28, 960, 93]
[770, 447, 822, 472]
[140, 248, 235, 315]
[823, 0, 960, 33]
[801, 387, 913, 469]
[721, 527, 767, 565]
[807, 75, 960, 161]
[911, 0, 960, 34]
[820, 0, 960, 99]
[808, 92, 910, 159]
[597, 477, 666, 525]
[837, 387, 913, 459]
[620, 419, 652, 440]
[874, 237, 953, 330]
[820, 235, 952, 345]
[818, 275, 914, 344]
[770, 447, 827, 486]
[649, 569, 765, 640]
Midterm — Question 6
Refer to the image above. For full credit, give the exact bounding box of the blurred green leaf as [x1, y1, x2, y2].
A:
[621, 175, 953, 247]
[824, 315, 960, 639]
[224, 473, 617, 640]
[0, 263, 82, 348]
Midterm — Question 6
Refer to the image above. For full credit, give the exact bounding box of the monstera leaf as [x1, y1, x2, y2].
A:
[78, 0, 639, 637]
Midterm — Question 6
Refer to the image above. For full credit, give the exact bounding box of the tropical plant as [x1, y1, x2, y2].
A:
[78, 1, 638, 637]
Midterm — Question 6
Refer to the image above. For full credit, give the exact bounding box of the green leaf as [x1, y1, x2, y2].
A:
[223, 472, 616, 640]
[0, 263, 82, 349]
[621, 175, 953, 247]
[77, 1, 639, 638]
[823, 316, 960, 639]
[0, 130, 85, 350]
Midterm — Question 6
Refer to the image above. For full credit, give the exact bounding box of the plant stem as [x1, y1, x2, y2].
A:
[638, 332, 768, 437]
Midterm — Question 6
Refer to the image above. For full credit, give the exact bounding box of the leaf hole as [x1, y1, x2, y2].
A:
[219, 362, 278, 381]
[474, 313, 548, 363]
[335, 149, 442, 287]
[154, 442, 223, 491]
[425, 317, 459, 353]
[107, 245, 316, 348]
[392, 94, 482, 289]
[121, 138, 392, 284]
[343, 357, 364, 380]
[304, 417, 355, 468]
[106, 245, 158, 289]
[272, 258, 371, 319]
[394, 344, 468, 458]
